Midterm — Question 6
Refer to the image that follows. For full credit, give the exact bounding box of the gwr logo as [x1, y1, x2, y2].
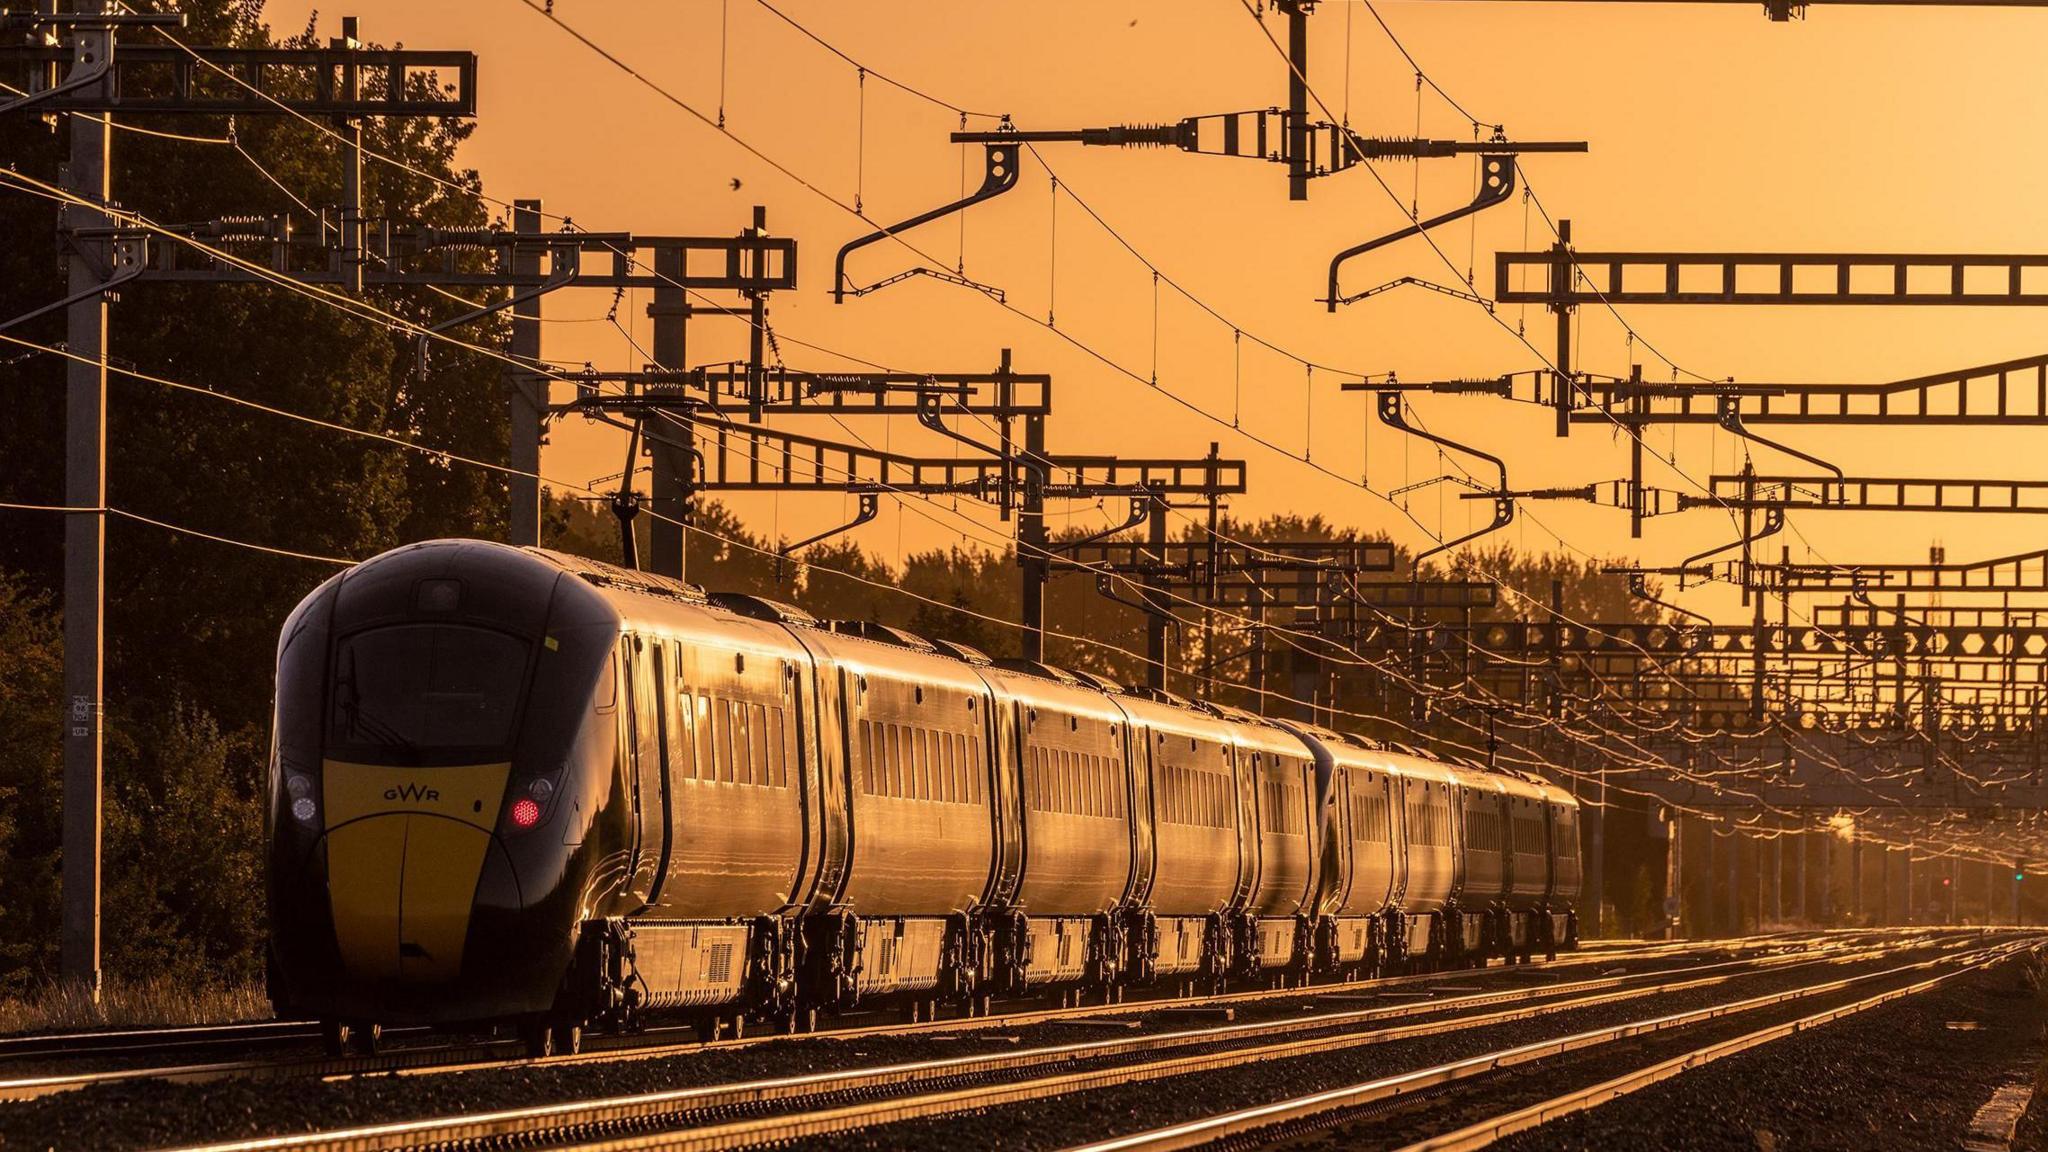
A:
[383, 783, 441, 803]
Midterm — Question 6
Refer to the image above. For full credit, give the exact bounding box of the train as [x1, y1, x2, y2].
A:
[266, 540, 1582, 1056]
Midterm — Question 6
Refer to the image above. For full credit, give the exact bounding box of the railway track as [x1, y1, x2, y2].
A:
[0, 933, 1816, 1104]
[147, 929, 1989, 1152]
[1075, 934, 2043, 1152]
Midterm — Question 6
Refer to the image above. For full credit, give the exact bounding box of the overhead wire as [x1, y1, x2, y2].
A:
[60, 0, 2009, 852]
[500, 0, 1940, 808]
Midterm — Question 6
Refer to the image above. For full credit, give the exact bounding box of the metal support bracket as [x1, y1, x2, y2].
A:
[835, 142, 1020, 303]
[0, 236, 143, 332]
[841, 266, 1006, 303]
[1326, 154, 1515, 311]
[612, 416, 646, 571]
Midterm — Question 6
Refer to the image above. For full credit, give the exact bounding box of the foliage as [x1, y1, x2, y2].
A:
[0, 575, 63, 995]
[0, 0, 503, 997]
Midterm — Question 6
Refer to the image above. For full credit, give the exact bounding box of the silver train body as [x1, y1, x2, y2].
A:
[266, 542, 1581, 1033]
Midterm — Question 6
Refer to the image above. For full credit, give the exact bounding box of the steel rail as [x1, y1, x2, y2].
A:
[0, 1020, 320, 1061]
[0, 936, 1780, 1102]
[163, 935, 1960, 1152]
[1392, 941, 2044, 1152]
[1063, 937, 2031, 1152]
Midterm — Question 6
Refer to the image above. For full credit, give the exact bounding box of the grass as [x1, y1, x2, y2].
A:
[0, 975, 271, 1035]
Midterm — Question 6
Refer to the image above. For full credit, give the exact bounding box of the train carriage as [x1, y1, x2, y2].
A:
[981, 661, 1140, 991]
[266, 541, 1581, 1050]
[1453, 765, 1513, 958]
[1217, 709, 1325, 979]
[1111, 689, 1249, 984]
[1295, 725, 1400, 975]
[1382, 751, 1462, 963]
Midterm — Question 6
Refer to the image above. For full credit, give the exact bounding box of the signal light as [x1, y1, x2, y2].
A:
[1942, 877, 1952, 888]
[510, 797, 541, 828]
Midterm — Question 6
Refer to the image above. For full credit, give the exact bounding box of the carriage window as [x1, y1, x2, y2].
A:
[695, 695, 713, 781]
[674, 689, 697, 780]
[710, 700, 731, 783]
[921, 731, 935, 801]
[748, 704, 769, 787]
[883, 724, 901, 796]
[773, 707, 789, 787]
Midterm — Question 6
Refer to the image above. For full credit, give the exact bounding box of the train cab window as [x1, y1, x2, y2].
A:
[328, 624, 530, 758]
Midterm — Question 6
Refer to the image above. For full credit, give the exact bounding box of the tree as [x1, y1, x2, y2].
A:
[0, 575, 63, 994]
[0, 0, 508, 989]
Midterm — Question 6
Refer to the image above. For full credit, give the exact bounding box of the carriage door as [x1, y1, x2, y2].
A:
[638, 641, 675, 906]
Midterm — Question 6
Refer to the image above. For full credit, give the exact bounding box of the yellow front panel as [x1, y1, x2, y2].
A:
[322, 761, 512, 983]
[323, 761, 510, 831]
[326, 816, 409, 982]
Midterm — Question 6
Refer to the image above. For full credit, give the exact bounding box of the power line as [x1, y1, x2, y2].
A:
[72, 4, 1999, 842]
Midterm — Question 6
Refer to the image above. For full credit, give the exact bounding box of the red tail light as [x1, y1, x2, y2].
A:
[510, 797, 541, 828]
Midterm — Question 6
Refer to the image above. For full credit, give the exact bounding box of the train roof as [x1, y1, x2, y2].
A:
[340, 544, 1578, 795]
[528, 546, 707, 606]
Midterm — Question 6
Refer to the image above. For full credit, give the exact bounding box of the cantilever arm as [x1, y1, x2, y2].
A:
[1683, 506, 1785, 569]
[1054, 494, 1152, 553]
[1377, 390, 1514, 562]
[780, 492, 880, 558]
[0, 53, 108, 116]
[1327, 154, 1515, 311]
[835, 142, 1020, 303]
[0, 237, 144, 332]
[1626, 572, 1714, 626]
[417, 241, 579, 376]
[1716, 396, 1844, 479]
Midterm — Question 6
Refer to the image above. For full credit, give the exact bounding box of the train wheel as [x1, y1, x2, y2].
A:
[550, 1022, 582, 1056]
[320, 1020, 351, 1058]
[350, 1022, 382, 1056]
[522, 1020, 556, 1058]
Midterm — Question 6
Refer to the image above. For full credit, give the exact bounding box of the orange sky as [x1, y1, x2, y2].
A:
[263, 0, 2048, 624]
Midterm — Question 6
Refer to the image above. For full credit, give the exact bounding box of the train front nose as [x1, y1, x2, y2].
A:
[322, 761, 511, 983]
